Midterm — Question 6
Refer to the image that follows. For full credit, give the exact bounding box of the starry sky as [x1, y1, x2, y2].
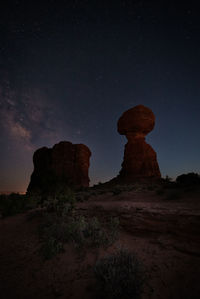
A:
[0, 0, 200, 193]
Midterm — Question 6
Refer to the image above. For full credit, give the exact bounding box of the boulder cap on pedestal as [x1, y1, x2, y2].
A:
[117, 105, 155, 137]
[114, 104, 161, 183]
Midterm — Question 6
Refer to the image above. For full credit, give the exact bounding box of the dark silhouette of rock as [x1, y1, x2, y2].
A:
[117, 105, 161, 182]
[176, 173, 200, 186]
[27, 141, 91, 194]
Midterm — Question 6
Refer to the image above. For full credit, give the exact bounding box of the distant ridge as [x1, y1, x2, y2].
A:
[0, 191, 25, 195]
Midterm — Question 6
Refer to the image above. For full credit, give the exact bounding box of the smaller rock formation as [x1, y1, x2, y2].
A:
[27, 141, 91, 194]
[117, 105, 161, 182]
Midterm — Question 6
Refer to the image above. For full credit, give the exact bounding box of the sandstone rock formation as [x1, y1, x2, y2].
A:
[117, 105, 161, 181]
[27, 141, 91, 194]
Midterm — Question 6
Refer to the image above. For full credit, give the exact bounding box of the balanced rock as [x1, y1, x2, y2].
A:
[27, 141, 91, 194]
[117, 105, 161, 181]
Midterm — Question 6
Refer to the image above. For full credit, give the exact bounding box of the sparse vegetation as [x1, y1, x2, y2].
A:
[164, 189, 182, 200]
[94, 248, 145, 299]
[155, 188, 165, 195]
[41, 237, 64, 260]
[146, 184, 156, 191]
[111, 184, 139, 195]
[75, 189, 92, 202]
[42, 187, 76, 217]
[39, 213, 119, 259]
[3, 172, 199, 263]
[176, 172, 200, 186]
[164, 175, 173, 183]
[0, 193, 38, 217]
[112, 186, 123, 196]
[38, 189, 119, 259]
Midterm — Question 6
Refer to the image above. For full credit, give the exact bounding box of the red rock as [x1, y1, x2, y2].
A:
[117, 105, 161, 181]
[118, 105, 155, 138]
[27, 141, 91, 193]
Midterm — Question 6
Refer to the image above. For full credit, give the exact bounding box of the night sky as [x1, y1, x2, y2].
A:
[0, 0, 200, 193]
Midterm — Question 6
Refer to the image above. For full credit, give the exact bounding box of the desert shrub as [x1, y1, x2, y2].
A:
[146, 184, 157, 191]
[76, 192, 91, 202]
[38, 188, 76, 259]
[98, 189, 109, 195]
[165, 189, 182, 200]
[164, 175, 173, 182]
[64, 216, 119, 249]
[38, 187, 119, 258]
[81, 217, 106, 247]
[39, 213, 70, 259]
[25, 194, 41, 209]
[42, 188, 76, 216]
[156, 188, 165, 195]
[107, 217, 120, 245]
[92, 181, 103, 188]
[39, 215, 119, 259]
[82, 216, 119, 248]
[90, 191, 97, 196]
[94, 249, 144, 299]
[41, 237, 63, 259]
[112, 186, 123, 196]
[0, 193, 38, 217]
[132, 183, 143, 191]
[40, 217, 68, 241]
[76, 186, 90, 192]
[176, 172, 200, 186]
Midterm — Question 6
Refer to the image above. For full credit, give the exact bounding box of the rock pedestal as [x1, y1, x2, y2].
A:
[27, 141, 91, 194]
[117, 105, 161, 181]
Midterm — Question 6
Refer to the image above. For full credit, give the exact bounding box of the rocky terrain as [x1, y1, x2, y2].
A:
[0, 184, 200, 299]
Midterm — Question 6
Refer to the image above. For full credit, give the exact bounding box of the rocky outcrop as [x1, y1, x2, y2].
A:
[27, 141, 91, 194]
[117, 105, 161, 182]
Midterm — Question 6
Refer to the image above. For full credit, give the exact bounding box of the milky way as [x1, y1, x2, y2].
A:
[0, 1, 200, 192]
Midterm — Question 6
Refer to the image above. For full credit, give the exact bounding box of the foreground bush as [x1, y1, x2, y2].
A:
[39, 214, 119, 259]
[0, 193, 38, 217]
[176, 172, 200, 186]
[94, 249, 144, 299]
[42, 187, 76, 216]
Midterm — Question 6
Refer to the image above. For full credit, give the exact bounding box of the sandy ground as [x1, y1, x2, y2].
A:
[0, 189, 200, 299]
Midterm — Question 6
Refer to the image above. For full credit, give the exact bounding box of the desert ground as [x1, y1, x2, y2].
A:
[0, 183, 200, 299]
